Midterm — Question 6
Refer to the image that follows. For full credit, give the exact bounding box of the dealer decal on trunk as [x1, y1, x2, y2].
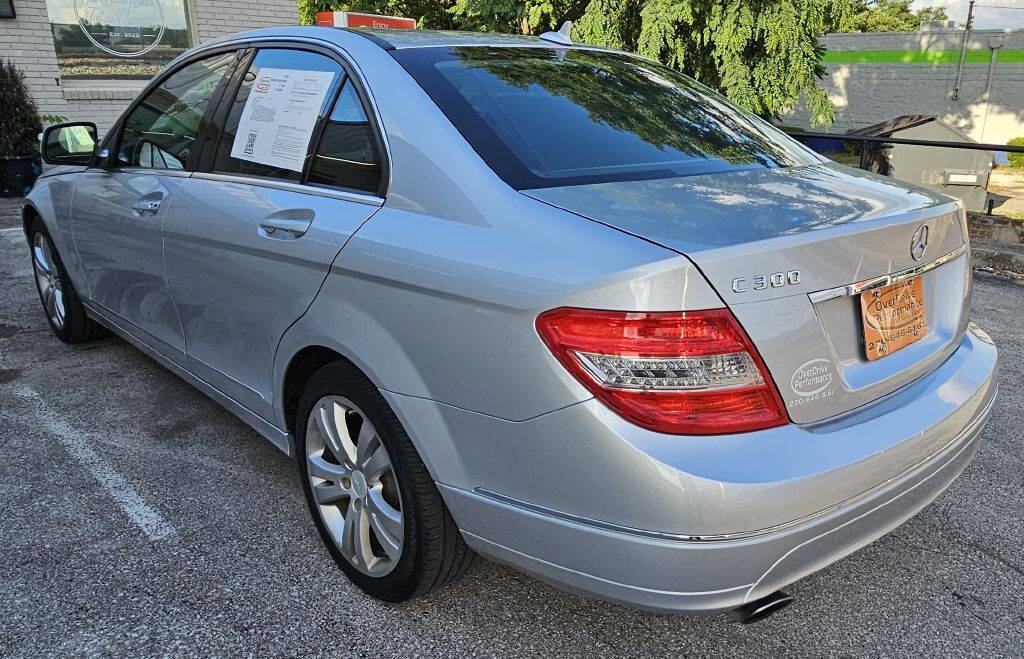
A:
[788, 358, 835, 408]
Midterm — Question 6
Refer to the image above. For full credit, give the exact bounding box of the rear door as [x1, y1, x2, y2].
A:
[71, 49, 239, 365]
[162, 44, 386, 421]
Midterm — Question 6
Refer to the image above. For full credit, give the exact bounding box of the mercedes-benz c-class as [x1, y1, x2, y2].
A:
[22, 25, 997, 622]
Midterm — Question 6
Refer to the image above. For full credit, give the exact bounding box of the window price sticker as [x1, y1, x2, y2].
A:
[230, 67, 335, 173]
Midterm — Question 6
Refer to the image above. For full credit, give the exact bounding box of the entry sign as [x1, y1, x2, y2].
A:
[315, 12, 417, 29]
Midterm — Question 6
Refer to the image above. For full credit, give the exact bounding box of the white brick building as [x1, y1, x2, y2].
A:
[788, 29, 1024, 147]
[0, 0, 298, 136]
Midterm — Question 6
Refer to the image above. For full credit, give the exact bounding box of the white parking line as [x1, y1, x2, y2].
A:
[14, 387, 176, 541]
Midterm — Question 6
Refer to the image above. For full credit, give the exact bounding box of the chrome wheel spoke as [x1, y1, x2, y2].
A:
[361, 440, 390, 482]
[41, 283, 54, 314]
[308, 453, 348, 482]
[306, 395, 404, 577]
[312, 480, 349, 505]
[308, 451, 351, 505]
[355, 420, 377, 464]
[35, 270, 49, 297]
[367, 485, 403, 560]
[316, 400, 357, 465]
[33, 237, 50, 275]
[41, 238, 54, 274]
[52, 289, 65, 324]
[46, 288, 59, 320]
[341, 501, 371, 570]
[32, 234, 65, 329]
[33, 251, 49, 285]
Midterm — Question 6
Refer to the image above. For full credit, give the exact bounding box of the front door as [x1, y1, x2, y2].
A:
[71, 50, 239, 364]
[162, 47, 386, 421]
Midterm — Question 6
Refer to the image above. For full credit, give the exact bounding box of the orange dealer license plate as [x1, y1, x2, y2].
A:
[860, 276, 928, 361]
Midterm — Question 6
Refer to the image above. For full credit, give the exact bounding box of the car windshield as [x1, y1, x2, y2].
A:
[392, 46, 819, 190]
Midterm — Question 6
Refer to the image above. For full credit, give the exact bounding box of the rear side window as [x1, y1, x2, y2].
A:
[306, 79, 383, 194]
[118, 51, 237, 170]
[392, 47, 819, 190]
[213, 48, 344, 181]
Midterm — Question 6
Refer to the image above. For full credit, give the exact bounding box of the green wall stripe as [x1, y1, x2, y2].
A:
[822, 49, 1024, 64]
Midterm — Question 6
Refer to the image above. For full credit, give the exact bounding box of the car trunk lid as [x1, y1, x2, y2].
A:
[523, 163, 971, 424]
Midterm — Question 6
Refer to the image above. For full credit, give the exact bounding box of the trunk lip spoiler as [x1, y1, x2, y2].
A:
[808, 244, 966, 304]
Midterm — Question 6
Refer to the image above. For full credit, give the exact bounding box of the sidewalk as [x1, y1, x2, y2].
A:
[0, 196, 22, 231]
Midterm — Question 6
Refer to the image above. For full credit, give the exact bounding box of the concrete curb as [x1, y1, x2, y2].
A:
[967, 213, 1024, 278]
[972, 240, 1024, 281]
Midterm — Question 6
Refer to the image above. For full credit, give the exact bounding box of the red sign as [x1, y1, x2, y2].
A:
[315, 11, 416, 30]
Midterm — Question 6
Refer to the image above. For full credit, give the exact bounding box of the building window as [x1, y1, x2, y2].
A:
[0, 0, 15, 20]
[46, 0, 193, 79]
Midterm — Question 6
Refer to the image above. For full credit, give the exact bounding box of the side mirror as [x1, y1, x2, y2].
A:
[41, 122, 98, 166]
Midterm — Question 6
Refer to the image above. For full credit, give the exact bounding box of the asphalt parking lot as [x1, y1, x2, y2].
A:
[1, 198, 1022, 656]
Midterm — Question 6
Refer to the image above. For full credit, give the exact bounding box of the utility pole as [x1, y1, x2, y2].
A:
[952, 0, 975, 101]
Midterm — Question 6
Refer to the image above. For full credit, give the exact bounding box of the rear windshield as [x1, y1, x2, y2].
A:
[392, 46, 819, 190]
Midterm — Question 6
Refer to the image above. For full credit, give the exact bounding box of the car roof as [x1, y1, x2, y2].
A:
[351, 28, 551, 50]
[202, 26, 602, 52]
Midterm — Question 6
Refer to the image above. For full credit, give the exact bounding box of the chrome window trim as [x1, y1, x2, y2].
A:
[107, 167, 193, 178]
[190, 171, 384, 206]
[808, 244, 967, 304]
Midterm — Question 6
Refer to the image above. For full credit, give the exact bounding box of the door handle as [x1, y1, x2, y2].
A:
[131, 198, 162, 215]
[258, 213, 314, 239]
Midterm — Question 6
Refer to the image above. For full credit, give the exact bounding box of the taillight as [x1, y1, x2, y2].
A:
[536, 307, 789, 435]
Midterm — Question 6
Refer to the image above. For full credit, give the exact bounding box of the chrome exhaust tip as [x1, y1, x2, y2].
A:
[729, 590, 794, 624]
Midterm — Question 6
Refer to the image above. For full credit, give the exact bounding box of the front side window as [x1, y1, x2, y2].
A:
[213, 49, 344, 182]
[118, 51, 236, 170]
[393, 47, 819, 190]
[45, 0, 194, 80]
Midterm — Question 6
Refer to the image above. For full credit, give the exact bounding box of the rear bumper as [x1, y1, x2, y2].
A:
[441, 386, 991, 612]
[389, 325, 997, 613]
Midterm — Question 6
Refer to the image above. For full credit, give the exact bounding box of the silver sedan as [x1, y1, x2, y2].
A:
[22, 25, 997, 622]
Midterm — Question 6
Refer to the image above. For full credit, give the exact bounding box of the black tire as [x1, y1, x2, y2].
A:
[295, 360, 474, 601]
[28, 218, 108, 344]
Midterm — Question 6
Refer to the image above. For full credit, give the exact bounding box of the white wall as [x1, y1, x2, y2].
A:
[0, 0, 298, 136]
[788, 29, 1024, 146]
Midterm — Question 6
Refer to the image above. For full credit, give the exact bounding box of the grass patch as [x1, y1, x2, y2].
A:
[829, 151, 861, 166]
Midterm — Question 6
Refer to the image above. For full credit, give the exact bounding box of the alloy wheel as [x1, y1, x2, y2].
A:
[32, 233, 66, 330]
[304, 395, 404, 577]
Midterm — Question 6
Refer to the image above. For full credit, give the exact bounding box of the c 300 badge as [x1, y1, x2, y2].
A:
[732, 270, 800, 293]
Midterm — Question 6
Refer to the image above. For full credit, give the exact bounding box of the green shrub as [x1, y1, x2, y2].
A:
[1009, 137, 1024, 168]
[0, 59, 43, 158]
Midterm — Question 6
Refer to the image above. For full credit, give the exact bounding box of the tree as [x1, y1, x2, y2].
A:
[0, 59, 43, 157]
[576, 0, 849, 126]
[835, 0, 949, 32]
[300, 0, 848, 126]
[449, 0, 590, 34]
[452, 47, 804, 166]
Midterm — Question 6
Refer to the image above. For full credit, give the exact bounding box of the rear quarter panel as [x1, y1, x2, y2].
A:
[275, 195, 716, 424]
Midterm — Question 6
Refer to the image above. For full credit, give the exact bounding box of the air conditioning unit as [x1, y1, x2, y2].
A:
[920, 20, 957, 31]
